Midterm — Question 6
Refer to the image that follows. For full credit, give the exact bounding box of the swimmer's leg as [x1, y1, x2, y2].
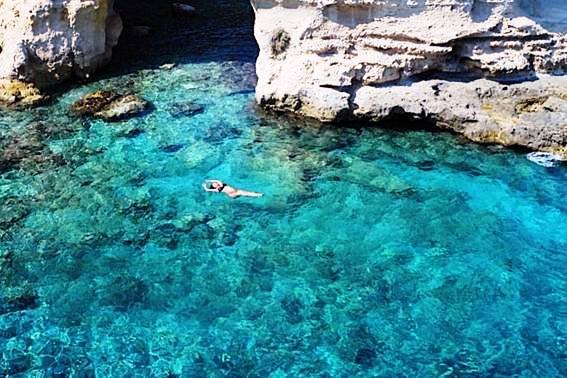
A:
[232, 190, 263, 198]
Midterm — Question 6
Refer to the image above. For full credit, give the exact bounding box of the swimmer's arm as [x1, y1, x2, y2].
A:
[202, 183, 217, 192]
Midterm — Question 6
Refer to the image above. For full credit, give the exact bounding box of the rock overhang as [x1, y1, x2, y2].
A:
[251, 0, 567, 156]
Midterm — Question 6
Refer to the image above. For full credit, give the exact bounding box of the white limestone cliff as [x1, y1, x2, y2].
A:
[251, 0, 567, 155]
[0, 0, 122, 88]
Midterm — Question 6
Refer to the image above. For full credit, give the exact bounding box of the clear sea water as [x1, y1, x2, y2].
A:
[1, 1, 567, 377]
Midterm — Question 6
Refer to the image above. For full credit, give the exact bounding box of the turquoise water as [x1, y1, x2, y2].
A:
[2, 2, 567, 377]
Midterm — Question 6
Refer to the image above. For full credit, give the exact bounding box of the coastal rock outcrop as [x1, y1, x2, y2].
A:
[356, 76, 567, 156]
[0, 80, 47, 107]
[252, 0, 567, 155]
[0, 0, 122, 88]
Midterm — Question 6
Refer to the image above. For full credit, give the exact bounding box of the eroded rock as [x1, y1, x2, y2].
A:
[252, 0, 567, 155]
[94, 94, 151, 121]
[0, 80, 46, 107]
[253, 0, 566, 101]
[71, 91, 152, 121]
[354, 76, 567, 157]
[0, 0, 123, 87]
[71, 90, 119, 116]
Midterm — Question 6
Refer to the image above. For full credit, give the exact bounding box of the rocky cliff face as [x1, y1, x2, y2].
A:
[0, 0, 122, 89]
[252, 0, 567, 156]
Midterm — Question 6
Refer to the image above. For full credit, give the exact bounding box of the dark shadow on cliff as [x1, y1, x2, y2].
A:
[98, 0, 258, 79]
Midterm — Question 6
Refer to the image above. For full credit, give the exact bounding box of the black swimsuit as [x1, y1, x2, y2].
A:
[217, 184, 226, 192]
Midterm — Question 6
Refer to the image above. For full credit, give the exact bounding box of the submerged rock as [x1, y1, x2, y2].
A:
[0, 199, 31, 229]
[0, 285, 39, 315]
[0, 122, 65, 173]
[338, 158, 414, 195]
[159, 143, 185, 153]
[169, 101, 205, 118]
[354, 348, 377, 367]
[98, 276, 148, 308]
[72, 91, 151, 121]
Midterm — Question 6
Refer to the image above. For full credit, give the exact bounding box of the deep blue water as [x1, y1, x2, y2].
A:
[1, 1, 567, 377]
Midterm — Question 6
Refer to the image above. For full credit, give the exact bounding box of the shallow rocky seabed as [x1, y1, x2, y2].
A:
[1, 2, 567, 377]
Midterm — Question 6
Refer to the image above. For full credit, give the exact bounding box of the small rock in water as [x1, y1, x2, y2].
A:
[71, 90, 119, 116]
[169, 101, 205, 118]
[172, 3, 196, 16]
[526, 152, 564, 167]
[416, 160, 435, 171]
[201, 124, 242, 144]
[122, 127, 144, 138]
[72, 91, 152, 122]
[94, 94, 151, 121]
[160, 63, 177, 70]
[160, 143, 185, 153]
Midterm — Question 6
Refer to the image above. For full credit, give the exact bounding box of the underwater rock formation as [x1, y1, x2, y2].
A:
[252, 0, 567, 155]
[0, 122, 66, 174]
[169, 101, 206, 118]
[0, 0, 122, 88]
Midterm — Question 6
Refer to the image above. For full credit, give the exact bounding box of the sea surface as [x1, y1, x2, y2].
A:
[1, 1, 567, 377]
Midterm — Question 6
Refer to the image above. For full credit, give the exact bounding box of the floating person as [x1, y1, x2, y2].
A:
[202, 179, 263, 198]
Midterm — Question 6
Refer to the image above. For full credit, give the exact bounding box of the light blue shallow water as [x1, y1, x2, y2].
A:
[1, 2, 567, 377]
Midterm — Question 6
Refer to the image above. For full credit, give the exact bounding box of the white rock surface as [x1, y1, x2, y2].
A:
[251, 0, 567, 154]
[0, 0, 123, 87]
[354, 75, 567, 156]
